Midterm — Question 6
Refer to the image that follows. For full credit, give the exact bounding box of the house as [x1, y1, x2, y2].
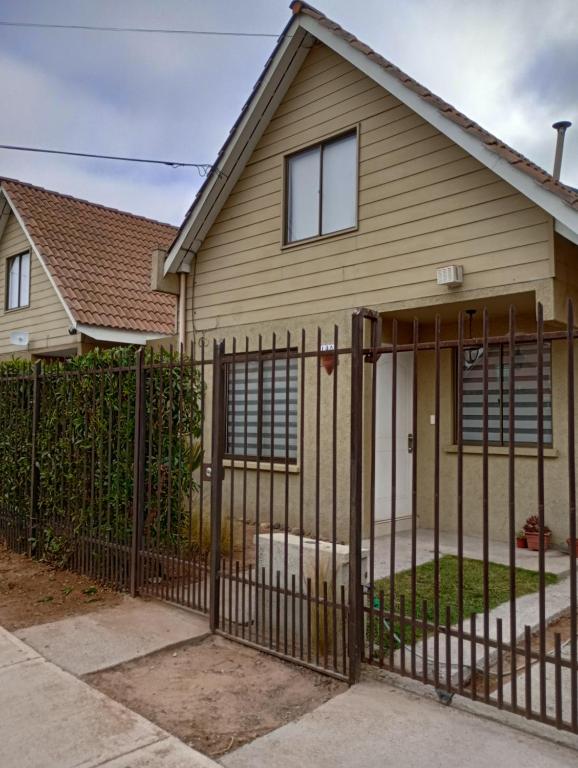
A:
[159, 1, 578, 545]
[0, 177, 177, 360]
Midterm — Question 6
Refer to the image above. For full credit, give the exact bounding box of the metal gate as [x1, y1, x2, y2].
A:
[208, 333, 355, 680]
[360, 302, 578, 735]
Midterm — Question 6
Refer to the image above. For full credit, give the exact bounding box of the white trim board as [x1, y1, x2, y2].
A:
[164, 19, 312, 274]
[77, 324, 171, 345]
[164, 12, 578, 274]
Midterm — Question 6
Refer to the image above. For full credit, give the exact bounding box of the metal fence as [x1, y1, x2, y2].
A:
[360, 302, 578, 735]
[0, 347, 211, 613]
[1, 302, 577, 731]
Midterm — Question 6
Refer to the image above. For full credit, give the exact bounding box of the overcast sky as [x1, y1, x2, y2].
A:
[1, 0, 577, 225]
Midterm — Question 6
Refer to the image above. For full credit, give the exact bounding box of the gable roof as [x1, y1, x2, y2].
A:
[164, 0, 578, 274]
[0, 177, 177, 336]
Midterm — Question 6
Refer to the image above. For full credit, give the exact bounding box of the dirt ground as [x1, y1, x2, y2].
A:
[86, 634, 346, 758]
[0, 544, 121, 630]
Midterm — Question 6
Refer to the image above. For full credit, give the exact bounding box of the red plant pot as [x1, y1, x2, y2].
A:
[516, 537, 527, 549]
[525, 531, 551, 551]
[567, 538, 578, 557]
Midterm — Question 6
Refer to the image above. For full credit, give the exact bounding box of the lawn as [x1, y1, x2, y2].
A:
[369, 555, 558, 648]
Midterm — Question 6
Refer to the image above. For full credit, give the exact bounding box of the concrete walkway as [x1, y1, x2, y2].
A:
[368, 528, 572, 580]
[15, 595, 209, 674]
[221, 680, 578, 768]
[0, 626, 217, 768]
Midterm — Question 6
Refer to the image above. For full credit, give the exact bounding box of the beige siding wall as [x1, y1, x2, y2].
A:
[187, 41, 553, 336]
[0, 212, 73, 358]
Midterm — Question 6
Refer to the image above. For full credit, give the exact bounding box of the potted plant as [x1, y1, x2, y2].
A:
[523, 515, 551, 551]
[516, 530, 527, 549]
[566, 536, 578, 557]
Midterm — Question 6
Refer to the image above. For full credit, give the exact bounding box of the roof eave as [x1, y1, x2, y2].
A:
[164, 17, 314, 275]
[0, 185, 77, 326]
[165, 8, 578, 274]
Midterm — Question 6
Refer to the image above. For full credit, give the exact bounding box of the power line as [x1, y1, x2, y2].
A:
[0, 20, 282, 38]
[0, 144, 221, 177]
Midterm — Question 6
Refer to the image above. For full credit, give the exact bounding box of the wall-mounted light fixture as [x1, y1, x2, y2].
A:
[464, 309, 482, 367]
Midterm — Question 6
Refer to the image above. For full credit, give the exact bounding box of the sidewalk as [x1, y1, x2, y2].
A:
[0, 624, 217, 768]
[221, 679, 578, 768]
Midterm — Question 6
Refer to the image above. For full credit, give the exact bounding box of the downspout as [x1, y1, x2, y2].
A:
[178, 271, 187, 352]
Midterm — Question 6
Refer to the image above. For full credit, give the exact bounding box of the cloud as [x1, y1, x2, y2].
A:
[0, 0, 576, 226]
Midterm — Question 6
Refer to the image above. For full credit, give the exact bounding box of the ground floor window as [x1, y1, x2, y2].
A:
[226, 353, 298, 461]
[460, 341, 552, 446]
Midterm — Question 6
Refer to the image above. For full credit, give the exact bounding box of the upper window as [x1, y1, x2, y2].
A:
[285, 131, 357, 244]
[460, 342, 552, 447]
[6, 252, 30, 310]
[226, 354, 298, 462]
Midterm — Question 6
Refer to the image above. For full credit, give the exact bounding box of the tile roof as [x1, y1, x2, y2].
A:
[291, 1, 578, 210]
[1, 177, 177, 335]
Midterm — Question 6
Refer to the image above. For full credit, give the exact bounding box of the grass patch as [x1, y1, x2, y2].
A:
[369, 555, 558, 649]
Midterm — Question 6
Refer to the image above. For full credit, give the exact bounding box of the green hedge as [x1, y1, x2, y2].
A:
[0, 347, 203, 565]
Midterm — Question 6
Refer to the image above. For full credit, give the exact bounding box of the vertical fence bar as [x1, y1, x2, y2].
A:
[209, 339, 226, 632]
[433, 314, 441, 687]
[389, 319, 398, 670]
[348, 310, 365, 684]
[482, 308, 490, 702]
[410, 318, 419, 678]
[567, 299, 577, 731]
[331, 325, 339, 671]
[508, 305, 518, 711]
[536, 302, 547, 721]
[368, 321, 377, 665]
[28, 360, 41, 557]
[456, 312, 464, 693]
[130, 349, 145, 597]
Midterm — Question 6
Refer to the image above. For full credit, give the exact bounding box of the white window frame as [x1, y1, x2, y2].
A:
[283, 129, 358, 246]
[5, 251, 30, 311]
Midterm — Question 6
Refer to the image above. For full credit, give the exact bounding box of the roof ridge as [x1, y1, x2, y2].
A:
[0, 175, 177, 230]
[291, 1, 578, 207]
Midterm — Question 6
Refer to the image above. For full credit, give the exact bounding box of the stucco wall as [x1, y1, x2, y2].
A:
[414, 317, 577, 545]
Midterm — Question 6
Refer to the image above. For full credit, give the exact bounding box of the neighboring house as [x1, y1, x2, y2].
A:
[0, 177, 177, 360]
[160, 2, 578, 543]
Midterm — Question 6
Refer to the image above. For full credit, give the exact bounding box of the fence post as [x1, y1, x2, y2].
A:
[130, 348, 146, 597]
[28, 360, 42, 557]
[209, 339, 226, 632]
[348, 311, 365, 684]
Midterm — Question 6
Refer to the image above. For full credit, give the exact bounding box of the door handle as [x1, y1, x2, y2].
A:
[407, 433, 414, 453]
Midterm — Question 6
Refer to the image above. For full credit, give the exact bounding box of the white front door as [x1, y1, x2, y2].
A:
[374, 351, 414, 522]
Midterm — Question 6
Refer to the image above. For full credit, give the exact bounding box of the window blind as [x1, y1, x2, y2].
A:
[226, 357, 298, 461]
[461, 342, 552, 446]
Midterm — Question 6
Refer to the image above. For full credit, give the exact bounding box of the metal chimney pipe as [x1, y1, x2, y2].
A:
[552, 120, 572, 181]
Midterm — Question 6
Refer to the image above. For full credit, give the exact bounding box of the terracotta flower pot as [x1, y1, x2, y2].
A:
[525, 531, 551, 551]
[516, 536, 527, 549]
[567, 538, 578, 557]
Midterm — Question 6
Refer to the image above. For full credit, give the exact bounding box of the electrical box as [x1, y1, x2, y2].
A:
[436, 265, 463, 288]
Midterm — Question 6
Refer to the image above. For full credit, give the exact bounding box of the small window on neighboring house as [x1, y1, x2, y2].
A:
[226, 354, 298, 462]
[6, 252, 30, 310]
[285, 131, 357, 244]
[460, 342, 552, 446]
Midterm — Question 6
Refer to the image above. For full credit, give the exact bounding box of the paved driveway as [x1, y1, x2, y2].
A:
[221, 679, 578, 768]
